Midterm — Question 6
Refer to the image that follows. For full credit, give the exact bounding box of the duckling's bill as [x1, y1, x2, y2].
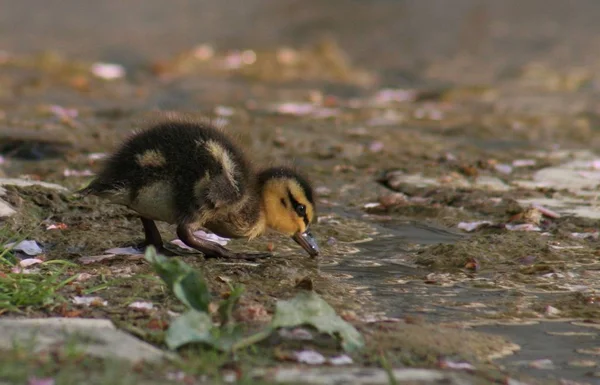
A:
[292, 228, 319, 257]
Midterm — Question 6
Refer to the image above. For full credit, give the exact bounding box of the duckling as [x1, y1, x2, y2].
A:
[78, 120, 319, 260]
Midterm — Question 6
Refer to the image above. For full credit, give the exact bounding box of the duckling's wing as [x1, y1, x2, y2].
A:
[206, 175, 244, 208]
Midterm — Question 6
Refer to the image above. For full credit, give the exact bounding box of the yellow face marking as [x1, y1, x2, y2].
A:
[204, 140, 238, 192]
[135, 149, 167, 167]
[262, 179, 314, 236]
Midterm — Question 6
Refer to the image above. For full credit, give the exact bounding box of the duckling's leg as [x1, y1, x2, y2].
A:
[176, 223, 271, 260]
[141, 217, 163, 248]
[140, 217, 177, 256]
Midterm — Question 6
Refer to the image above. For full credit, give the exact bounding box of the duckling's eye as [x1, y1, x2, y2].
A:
[296, 204, 306, 217]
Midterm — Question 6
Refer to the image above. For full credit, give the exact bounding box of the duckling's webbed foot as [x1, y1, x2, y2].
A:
[176, 224, 271, 260]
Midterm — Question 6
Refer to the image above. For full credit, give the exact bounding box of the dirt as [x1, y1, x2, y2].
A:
[3, 3, 600, 383]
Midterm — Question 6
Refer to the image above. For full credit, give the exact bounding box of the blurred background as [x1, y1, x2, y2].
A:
[3, 0, 600, 86]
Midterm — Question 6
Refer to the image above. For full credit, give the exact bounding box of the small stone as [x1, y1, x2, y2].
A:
[0, 318, 169, 363]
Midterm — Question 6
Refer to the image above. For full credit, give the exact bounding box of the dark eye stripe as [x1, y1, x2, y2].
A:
[287, 189, 300, 209]
[287, 189, 309, 224]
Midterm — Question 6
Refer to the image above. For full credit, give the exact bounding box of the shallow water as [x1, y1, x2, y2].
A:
[4, 1, 600, 383]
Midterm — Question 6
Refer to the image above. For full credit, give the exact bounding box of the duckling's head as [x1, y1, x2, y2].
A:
[258, 167, 319, 257]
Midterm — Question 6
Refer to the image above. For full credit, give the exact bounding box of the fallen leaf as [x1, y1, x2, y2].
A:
[165, 309, 241, 351]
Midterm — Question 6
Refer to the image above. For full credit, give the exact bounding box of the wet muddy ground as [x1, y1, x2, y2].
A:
[3, 1, 600, 384]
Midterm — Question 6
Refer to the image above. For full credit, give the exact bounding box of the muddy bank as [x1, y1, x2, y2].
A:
[3, 3, 600, 382]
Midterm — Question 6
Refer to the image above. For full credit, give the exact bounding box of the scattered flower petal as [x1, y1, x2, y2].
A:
[512, 159, 536, 167]
[76, 273, 93, 281]
[438, 359, 476, 371]
[192, 44, 214, 60]
[270, 102, 339, 118]
[104, 247, 143, 255]
[368, 141, 384, 153]
[294, 350, 326, 365]
[363, 202, 381, 209]
[329, 354, 353, 365]
[19, 258, 43, 267]
[457, 221, 493, 232]
[87, 153, 107, 161]
[46, 223, 67, 230]
[360, 315, 403, 323]
[128, 301, 154, 310]
[28, 377, 55, 385]
[72, 296, 107, 307]
[11, 258, 43, 273]
[5, 240, 43, 255]
[531, 203, 561, 219]
[91, 62, 125, 80]
[214, 105, 234, 116]
[170, 231, 229, 249]
[494, 164, 513, 174]
[528, 358, 555, 370]
[78, 254, 117, 264]
[545, 305, 561, 316]
[49, 105, 78, 120]
[372, 88, 416, 104]
[505, 223, 541, 232]
[222, 371, 238, 383]
[166, 371, 187, 382]
[63, 169, 94, 177]
[570, 232, 599, 240]
[279, 327, 314, 341]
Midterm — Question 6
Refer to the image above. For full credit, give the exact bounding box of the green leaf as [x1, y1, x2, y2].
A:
[271, 291, 364, 352]
[144, 246, 211, 312]
[165, 309, 215, 350]
[165, 309, 244, 351]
